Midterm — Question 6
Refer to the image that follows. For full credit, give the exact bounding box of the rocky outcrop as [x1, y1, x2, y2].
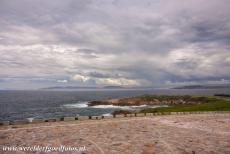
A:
[88, 95, 216, 106]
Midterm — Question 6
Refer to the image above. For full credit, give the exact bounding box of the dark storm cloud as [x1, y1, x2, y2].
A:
[0, 0, 230, 89]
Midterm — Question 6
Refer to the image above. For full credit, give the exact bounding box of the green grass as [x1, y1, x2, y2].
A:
[140, 96, 230, 113]
[138, 94, 219, 102]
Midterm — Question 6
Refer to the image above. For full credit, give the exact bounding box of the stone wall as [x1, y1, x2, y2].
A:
[0, 111, 230, 126]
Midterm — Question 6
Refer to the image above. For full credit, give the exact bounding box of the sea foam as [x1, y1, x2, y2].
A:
[63, 102, 88, 108]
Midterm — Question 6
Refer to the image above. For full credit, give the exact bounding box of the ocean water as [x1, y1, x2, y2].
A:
[0, 88, 229, 121]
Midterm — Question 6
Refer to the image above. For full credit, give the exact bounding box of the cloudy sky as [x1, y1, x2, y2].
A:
[0, 0, 230, 89]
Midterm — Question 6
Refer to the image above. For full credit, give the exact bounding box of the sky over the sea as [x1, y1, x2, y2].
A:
[0, 0, 230, 89]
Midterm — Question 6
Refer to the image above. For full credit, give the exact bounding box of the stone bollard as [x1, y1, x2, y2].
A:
[77, 116, 89, 121]
[0, 121, 10, 126]
[146, 113, 153, 116]
[91, 116, 103, 120]
[103, 115, 113, 119]
[44, 118, 57, 122]
[31, 119, 44, 124]
[158, 112, 162, 115]
[114, 114, 125, 118]
[27, 118, 34, 123]
[136, 113, 145, 117]
[126, 113, 135, 117]
[11, 120, 29, 125]
[55, 118, 62, 122]
[63, 117, 75, 121]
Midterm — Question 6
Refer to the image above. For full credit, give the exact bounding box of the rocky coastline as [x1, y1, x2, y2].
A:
[88, 95, 216, 106]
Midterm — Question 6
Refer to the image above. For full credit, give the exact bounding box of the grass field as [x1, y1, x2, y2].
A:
[140, 95, 230, 113]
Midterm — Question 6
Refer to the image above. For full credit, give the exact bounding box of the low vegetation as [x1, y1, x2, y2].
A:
[138, 94, 219, 102]
[140, 96, 230, 113]
[90, 94, 230, 114]
[214, 94, 230, 97]
[89, 94, 220, 106]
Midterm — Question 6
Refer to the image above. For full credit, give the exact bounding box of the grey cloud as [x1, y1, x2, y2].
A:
[86, 71, 122, 78]
[0, 0, 230, 89]
[174, 59, 199, 70]
[77, 48, 98, 53]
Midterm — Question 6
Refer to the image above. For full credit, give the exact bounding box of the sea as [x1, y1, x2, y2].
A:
[0, 88, 229, 121]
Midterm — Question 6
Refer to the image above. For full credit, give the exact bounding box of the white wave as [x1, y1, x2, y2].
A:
[128, 105, 148, 108]
[90, 105, 130, 109]
[90, 104, 156, 109]
[150, 105, 168, 108]
[102, 113, 112, 116]
[63, 102, 168, 109]
[63, 102, 88, 108]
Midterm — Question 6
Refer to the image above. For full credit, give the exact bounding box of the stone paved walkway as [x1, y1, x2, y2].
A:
[0, 113, 230, 154]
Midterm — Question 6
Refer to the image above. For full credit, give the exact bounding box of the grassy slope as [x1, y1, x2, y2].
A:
[139, 94, 219, 102]
[139, 95, 230, 113]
